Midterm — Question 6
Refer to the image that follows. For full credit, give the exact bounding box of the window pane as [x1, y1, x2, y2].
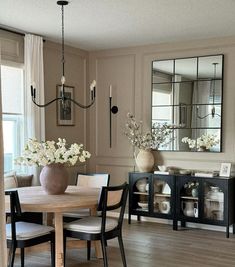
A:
[1, 65, 23, 114]
[3, 115, 23, 173]
[3, 120, 15, 172]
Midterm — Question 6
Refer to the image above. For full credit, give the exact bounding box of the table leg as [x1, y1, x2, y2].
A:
[90, 207, 103, 258]
[54, 212, 64, 267]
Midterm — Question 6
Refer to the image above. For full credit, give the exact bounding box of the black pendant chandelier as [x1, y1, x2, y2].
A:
[31, 0, 96, 109]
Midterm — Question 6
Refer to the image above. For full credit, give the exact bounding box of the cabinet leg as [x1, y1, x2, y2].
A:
[233, 224, 235, 234]
[137, 215, 141, 221]
[226, 226, 229, 238]
[128, 214, 131, 224]
[173, 220, 178, 230]
[181, 221, 186, 228]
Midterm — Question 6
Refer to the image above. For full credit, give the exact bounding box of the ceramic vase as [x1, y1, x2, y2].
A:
[191, 187, 198, 198]
[39, 163, 69, 195]
[135, 149, 154, 172]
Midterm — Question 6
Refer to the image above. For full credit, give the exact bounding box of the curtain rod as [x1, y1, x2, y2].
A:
[0, 26, 46, 42]
[0, 26, 25, 36]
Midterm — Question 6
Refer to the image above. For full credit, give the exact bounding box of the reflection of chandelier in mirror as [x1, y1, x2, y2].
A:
[31, 1, 96, 109]
[197, 62, 221, 119]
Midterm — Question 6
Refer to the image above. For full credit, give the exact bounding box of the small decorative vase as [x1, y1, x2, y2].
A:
[39, 163, 69, 195]
[135, 149, 154, 172]
[191, 187, 198, 198]
[198, 146, 209, 152]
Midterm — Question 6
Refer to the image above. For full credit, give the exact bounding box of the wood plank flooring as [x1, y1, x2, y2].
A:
[13, 220, 235, 267]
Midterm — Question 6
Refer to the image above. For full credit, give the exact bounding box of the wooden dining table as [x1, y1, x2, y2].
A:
[8, 185, 102, 267]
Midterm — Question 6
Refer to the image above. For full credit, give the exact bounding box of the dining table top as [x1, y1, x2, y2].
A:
[6, 185, 100, 212]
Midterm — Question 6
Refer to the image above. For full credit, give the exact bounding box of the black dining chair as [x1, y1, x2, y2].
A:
[64, 182, 129, 267]
[5, 190, 55, 267]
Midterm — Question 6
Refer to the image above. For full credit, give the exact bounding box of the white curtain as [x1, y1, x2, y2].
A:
[0, 43, 7, 267]
[24, 34, 45, 184]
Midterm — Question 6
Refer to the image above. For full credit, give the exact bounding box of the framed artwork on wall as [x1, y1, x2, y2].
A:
[56, 85, 75, 126]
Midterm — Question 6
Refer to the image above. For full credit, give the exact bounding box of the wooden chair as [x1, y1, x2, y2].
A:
[5, 190, 55, 267]
[63, 173, 110, 220]
[64, 182, 129, 267]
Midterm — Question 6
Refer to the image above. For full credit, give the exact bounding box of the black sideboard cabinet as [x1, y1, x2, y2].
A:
[129, 172, 235, 238]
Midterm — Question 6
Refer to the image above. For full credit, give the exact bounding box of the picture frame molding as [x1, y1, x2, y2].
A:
[56, 84, 75, 126]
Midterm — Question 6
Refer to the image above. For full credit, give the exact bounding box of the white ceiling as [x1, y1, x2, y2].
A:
[1, 0, 235, 51]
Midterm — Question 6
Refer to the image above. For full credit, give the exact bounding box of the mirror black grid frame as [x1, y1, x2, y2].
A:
[151, 54, 224, 152]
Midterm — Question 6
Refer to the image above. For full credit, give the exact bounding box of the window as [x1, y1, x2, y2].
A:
[1, 64, 24, 173]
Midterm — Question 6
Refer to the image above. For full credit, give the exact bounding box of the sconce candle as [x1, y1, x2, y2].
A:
[90, 80, 96, 101]
[109, 85, 112, 98]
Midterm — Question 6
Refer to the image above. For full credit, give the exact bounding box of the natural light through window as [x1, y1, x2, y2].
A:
[1, 64, 24, 173]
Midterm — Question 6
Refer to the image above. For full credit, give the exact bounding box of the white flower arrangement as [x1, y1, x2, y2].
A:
[124, 113, 173, 150]
[15, 138, 91, 167]
[182, 133, 219, 150]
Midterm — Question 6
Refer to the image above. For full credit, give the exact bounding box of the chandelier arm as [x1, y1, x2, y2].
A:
[68, 97, 95, 109]
[31, 97, 63, 108]
[197, 112, 221, 119]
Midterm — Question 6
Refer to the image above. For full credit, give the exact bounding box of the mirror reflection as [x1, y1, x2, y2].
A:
[152, 54, 223, 152]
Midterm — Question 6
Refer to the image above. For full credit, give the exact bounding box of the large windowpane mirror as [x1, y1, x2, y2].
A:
[152, 54, 223, 152]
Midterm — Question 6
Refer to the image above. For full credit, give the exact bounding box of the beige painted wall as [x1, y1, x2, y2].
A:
[2, 30, 235, 186]
[87, 36, 235, 185]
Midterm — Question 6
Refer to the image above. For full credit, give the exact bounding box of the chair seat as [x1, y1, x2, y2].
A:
[6, 221, 54, 240]
[65, 216, 118, 234]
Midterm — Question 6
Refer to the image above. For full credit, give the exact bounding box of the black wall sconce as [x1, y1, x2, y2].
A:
[109, 85, 118, 147]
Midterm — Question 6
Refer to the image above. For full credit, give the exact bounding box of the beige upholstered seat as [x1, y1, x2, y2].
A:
[65, 216, 118, 233]
[6, 222, 54, 240]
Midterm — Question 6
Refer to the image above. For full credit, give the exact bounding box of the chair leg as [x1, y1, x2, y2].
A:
[101, 237, 108, 267]
[118, 234, 127, 267]
[51, 239, 55, 267]
[21, 248, 25, 267]
[87, 240, 91, 260]
[7, 244, 16, 267]
[63, 234, 67, 267]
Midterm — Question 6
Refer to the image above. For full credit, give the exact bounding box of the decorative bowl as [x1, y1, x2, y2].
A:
[158, 165, 167, 172]
[138, 201, 148, 209]
[179, 169, 191, 175]
[136, 178, 147, 192]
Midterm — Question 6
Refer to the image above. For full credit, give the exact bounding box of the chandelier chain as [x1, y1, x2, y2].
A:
[61, 4, 65, 77]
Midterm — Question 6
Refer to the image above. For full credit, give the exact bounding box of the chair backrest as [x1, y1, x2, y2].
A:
[98, 183, 129, 232]
[5, 190, 22, 241]
[76, 173, 110, 188]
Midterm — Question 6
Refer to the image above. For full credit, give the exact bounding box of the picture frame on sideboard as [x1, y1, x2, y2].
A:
[219, 163, 231, 177]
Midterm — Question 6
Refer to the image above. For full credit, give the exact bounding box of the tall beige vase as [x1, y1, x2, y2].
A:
[135, 149, 155, 172]
[39, 163, 69, 195]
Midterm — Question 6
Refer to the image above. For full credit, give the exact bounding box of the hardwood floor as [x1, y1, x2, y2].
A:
[13, 220, 235, 267]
